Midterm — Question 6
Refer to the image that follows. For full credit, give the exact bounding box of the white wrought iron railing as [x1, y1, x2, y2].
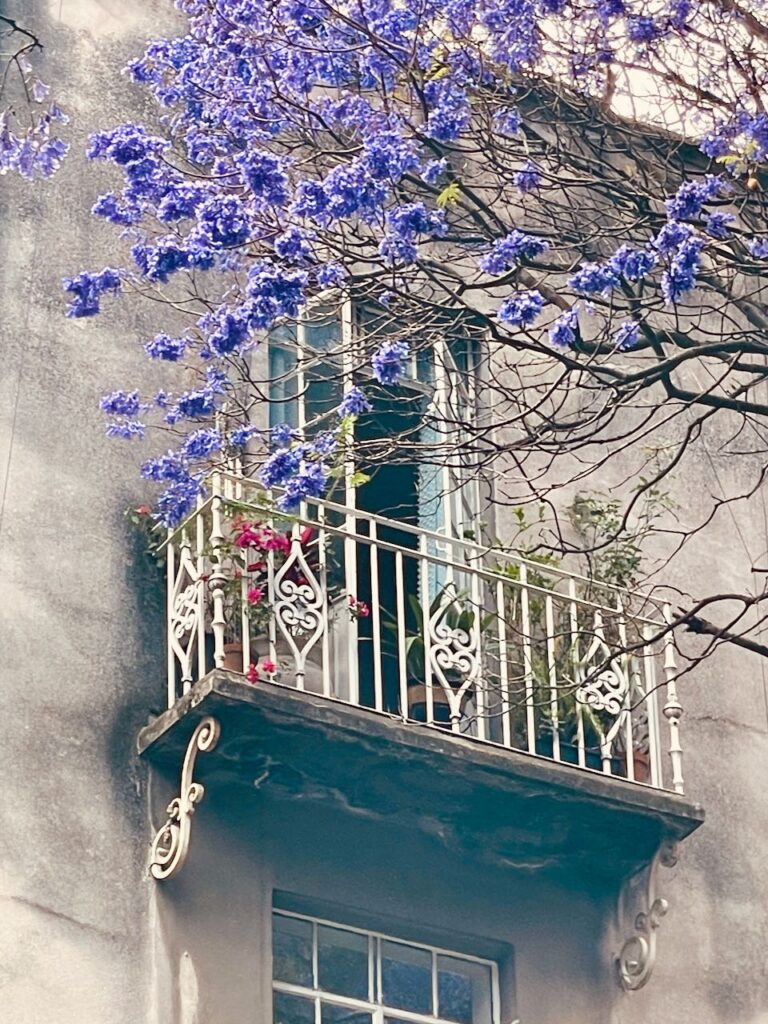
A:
[165, 474, 685, 794]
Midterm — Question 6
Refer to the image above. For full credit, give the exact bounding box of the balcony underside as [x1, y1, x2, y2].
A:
[139, 671, 703, 883]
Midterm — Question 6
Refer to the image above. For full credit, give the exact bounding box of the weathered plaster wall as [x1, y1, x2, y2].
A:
[153, 789, 615, 1024]
[492, 433, 768, 1023]
[2, 3, 768, 1023]
[607, 452, 768, 1024]
[0, 2, 177, 1021]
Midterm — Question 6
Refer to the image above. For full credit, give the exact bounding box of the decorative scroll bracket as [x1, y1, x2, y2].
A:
[149, 716, 221, 882]
[617, 840, 679, 991]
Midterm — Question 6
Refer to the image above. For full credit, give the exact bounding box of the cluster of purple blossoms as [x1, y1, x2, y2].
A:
[180, 428, 223, 461]
[548, 307, 579, 349]
[423, 77, 471, 142]
[258, 437, 334, 512]
[379, 202, 446, 266]
[494, 107, 522, 136]
[372, 340, 410, 385]
[338, 387, 372, 418]
[705, 213, 735, 240]
[661, 236, 704, 304]
[237, 150, 290, 205]
[144, 333, 188, 361]
[609, 245, 657, 281]
[279, 462, 330, 512]
[0, 103, 69, 180]
[271, 423, 297, 448]
[64, 0, 757, 525]
[664, 176, 724, 221]
[246, 264, 308, 328]
[162, 368, 227, 425]
[498, 290, 544, 327]
[626, 15, 663, 44]
[155, 476, 206, 528]
[229, 424, 258, 449]
[63, 268, 122, 318]
[274, 227, 315, 265]
[316, 263, 345, 289]
[613, 321, 640, 351]
[652, 220, 693, 254]
[514, 161, 541, 193]
[260, 446, 304, 489]
[480, 230, 549, 275]
[101, 390, 142, 417]
[700, 112, 768, 165]
[568, 262, 619, 296]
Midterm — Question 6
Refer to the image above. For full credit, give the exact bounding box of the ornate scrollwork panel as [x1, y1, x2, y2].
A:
[427, 587, 480, 717]
[169, 536, 204, 686]
[617, 841, 679, 990]
[149, 716, 220, 881]
[272, 529, 325, 673]
[576, 611, 632, 757]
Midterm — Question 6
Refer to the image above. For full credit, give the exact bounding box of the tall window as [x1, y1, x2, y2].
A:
[272, 910, 498, 1024]
[266, 301, 483, 539]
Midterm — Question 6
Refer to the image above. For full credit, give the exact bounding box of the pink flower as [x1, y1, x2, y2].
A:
[347, 595, 370, 618]
[261, 659, 277, 674]
[247, 585, 265, 605]
[246, 663, 259, 683]
[266, 532, 291, 554]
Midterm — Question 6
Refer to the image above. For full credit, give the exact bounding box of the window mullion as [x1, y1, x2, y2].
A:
[297, 317, 307, 433]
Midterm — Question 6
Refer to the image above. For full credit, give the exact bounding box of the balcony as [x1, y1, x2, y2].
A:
[140, 475, 703, 880]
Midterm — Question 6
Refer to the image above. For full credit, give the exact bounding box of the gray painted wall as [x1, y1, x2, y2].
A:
[0, 3, 174, 1021]
[2, 3, 768, 1023]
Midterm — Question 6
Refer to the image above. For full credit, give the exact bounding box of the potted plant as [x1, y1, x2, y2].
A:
[395, 588, 492, 727]
[207, 512, 325, 685]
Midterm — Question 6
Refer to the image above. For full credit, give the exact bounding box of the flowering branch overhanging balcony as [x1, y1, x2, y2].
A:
[163, 474, 687, 796]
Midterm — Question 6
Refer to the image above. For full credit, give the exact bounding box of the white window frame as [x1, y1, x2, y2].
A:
[266, 298, 483, 536]
[272, 908, 501, 1024]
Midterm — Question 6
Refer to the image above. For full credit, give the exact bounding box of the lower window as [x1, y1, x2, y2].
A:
[273, 909, 497, 1024]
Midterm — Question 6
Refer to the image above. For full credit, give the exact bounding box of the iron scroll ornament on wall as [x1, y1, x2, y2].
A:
[149, 716, 221, 881]
[616, 840, 679, 990]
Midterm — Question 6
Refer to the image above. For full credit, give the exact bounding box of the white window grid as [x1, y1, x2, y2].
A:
[272, 908, 501, 1024]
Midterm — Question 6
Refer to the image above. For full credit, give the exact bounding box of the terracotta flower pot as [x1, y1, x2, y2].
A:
[632, 750, 651, 783]
[222, 641, 244, 673]
[407, 670, 471, 726]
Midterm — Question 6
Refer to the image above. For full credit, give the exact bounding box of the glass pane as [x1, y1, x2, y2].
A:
[273, 914, 314, 988]
[437, 956, 493, 1024]
[305, 363, 343, 423]
[304, 312, 341, 351]
[318, 925, 369, 1000]
[381, 940, 433, 1015]
[320, 1004, 373, 1024]
[268, 337, 299, 429]
[274, 991, 315, 1024]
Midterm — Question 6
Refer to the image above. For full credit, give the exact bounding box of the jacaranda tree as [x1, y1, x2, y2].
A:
[37, 0, 768, 647]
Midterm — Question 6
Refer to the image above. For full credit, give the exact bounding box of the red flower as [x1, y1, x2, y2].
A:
[261, 659, 277, 674]
[135, 504, 151, 516]
[246, 663, 259, 683]
[247, 585, 265, 605]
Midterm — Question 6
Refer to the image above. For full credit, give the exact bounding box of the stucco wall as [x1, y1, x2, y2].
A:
[0, 3, 176, 1022]
[2, 3, 768, 1024]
